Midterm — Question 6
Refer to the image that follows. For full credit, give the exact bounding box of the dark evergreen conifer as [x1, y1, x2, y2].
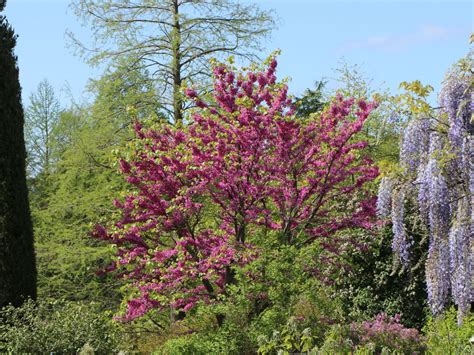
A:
[0, 0, 37, 307]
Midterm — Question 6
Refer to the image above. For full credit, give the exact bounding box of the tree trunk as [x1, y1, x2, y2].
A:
[171, 0, 183, 126]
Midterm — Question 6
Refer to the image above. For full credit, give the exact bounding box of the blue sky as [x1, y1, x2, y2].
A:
[4, 0, 472, 107]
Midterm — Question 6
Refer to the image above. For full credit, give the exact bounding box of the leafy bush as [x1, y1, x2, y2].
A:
[423, 306, 474, 354]
[336, 226, 428, 330]
[207, 244, 344, 353]
[157, 323, 245, 355]
[257, 317, 316, 354]
[0, 299, 126, 353]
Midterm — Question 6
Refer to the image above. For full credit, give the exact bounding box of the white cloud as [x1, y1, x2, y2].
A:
[338, 24, 470, 53]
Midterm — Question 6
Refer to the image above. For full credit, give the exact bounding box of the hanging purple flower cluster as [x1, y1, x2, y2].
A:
[399, 118, 431, 174]
[376, 177, 393, 219]
[377, 58, 473, 323]
[376, 180, 414, 267]
[391, 188, 413, 266]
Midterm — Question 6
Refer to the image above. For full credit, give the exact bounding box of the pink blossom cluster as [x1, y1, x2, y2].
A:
[93, 58, 379, 321]
[350, 313, 423, 351]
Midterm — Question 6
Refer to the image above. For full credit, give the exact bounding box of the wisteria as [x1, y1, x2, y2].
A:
[378, 58, 473, 323]
[376, 177, 393, 219]
[416, 162, 431, 224]
[399, 118, 431, 174]
[439, 62, 472, 149]
[391, 188, 412, 266]
[449, 197, 472, 319]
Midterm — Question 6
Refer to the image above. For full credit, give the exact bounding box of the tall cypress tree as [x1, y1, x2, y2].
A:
[0, 0, 37, 307]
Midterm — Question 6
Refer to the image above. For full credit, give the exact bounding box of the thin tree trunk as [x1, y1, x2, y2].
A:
[172, 0, 183, 126]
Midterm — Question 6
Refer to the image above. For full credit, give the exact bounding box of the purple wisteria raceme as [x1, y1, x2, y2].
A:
[426, 236, 451, 315]
[399, 118, 431, 174]
[376, 177, 393, 219]
[439, 60, 472, 213]
[391, 188, 412, 266]
[426, 143, 451, 315]
[469, 135, 474, 237]
[449, 196, 473, 324]
[439, 62, 472, 147]
[416, 162, 430, 224]
[426, 136, 450, 238]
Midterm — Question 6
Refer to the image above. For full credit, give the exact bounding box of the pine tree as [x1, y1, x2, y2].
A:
[0, 0, 37, 307]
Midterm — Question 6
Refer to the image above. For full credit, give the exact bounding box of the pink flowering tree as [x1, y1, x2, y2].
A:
[93, 58, 379, 323]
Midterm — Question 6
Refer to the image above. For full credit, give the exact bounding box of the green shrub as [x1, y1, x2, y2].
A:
[423, 307, 473, 354]
[257, 317, 316, 354]
[0, 299, 126, 353]
[156, 324, 245, 355]
[336, 226, 428, 330]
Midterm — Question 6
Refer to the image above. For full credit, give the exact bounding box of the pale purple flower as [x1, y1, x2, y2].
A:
[439, 63, 471, 145]
[416, 162, 430, 224]
[400, 118, 430, 174]
[425, 149, 451, 315]
[449, 197, 473, 325]
[391, 189, 412, 266]
[426, 236, 451, 315]
[376, 177, 393, 219]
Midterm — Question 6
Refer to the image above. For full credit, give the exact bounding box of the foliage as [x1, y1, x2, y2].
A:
[423, 306, 474, 354]
[336, 225, 428, 330]
[157, 323, 246, 355]
[198, 243, 345, 352]
[30, 66, 159, 307]
[93, 57, 379, 323]
[332, 62, 401, 169]
[257, 317, 316, 354]
[0, 1, 36, 308]
[0, 299, 127, 353]
[397, 80, 434, 115]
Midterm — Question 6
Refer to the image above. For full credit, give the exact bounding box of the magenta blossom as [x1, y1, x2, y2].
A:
[93, 58, 379, 321]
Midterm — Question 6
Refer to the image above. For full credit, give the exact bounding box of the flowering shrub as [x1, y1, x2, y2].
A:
[93, 58, 379, 322]
[350, 313, 425, 353]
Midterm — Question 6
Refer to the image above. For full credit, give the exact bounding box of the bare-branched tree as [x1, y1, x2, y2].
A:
[70, 0, 276, 125]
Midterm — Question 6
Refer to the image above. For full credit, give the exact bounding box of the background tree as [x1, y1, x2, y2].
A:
[25, 79, 61, 177]
[295, 81, 326, 117]
[31, 65, 160, 308]
[332, 62, 400, 166]
[0, 0, 37, 307]
[70, 0, 276, 125]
